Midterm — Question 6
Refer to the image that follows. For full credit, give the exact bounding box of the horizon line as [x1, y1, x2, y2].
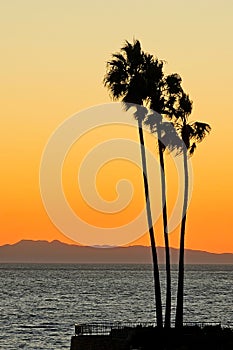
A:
[1, 239, 233, 255]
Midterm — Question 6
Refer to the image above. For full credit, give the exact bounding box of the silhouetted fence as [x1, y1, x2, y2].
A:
[74, 321, 231, 336]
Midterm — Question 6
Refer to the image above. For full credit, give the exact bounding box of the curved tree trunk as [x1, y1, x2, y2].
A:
[138, 119, 163, 328]
[157, 135, 171, 328]
[175, 146, 189, 328]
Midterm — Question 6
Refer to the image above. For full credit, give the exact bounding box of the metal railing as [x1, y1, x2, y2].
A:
[75, 322, 156, 335]
[74, 321, 230, 336]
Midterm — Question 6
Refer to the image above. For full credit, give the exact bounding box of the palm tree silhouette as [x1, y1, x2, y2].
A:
[103, 39, 163, 328]
[174, 91, 211, 328]
[145, 71, 184, 328]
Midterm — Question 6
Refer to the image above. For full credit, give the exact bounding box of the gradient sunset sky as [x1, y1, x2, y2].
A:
[1, 0, 233, 253]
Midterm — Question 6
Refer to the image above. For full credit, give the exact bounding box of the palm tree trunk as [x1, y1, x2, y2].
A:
[138, 119, 163, 328]
[175, 146, 189, 328]
[158, 136, 171, 328]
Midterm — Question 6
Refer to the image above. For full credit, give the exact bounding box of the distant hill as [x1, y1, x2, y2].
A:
[0, 240, 232, 264]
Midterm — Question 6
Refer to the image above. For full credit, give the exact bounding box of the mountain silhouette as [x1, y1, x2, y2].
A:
[0, 240, 232, 264]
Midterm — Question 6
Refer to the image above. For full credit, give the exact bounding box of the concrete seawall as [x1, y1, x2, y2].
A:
[70, 334, 129, 350]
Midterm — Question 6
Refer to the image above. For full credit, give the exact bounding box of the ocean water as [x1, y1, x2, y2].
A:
[0, 264, 232, 349]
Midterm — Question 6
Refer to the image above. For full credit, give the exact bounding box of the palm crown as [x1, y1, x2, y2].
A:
[174, 91, 211, 154]
[103, 40, 166, 108]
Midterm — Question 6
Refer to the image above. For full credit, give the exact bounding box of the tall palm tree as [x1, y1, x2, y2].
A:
[174, 92, 211, 328]
[103, 39, 163, 328]
[145, 72, 184, 328]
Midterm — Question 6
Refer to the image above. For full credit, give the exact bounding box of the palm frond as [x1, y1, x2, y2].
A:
[191, 122, 211, 142]
[144, 111, 162, 132]
[175, 92, 193, 121]
[160, 121, 183, 154]
[165, 74, 182, 95]
[111, 53, 127, 65]
[189, 142, 196, 156]
[179, 123, 195, 149]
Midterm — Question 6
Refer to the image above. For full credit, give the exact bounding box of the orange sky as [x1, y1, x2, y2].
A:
[0, 1, 233, 253]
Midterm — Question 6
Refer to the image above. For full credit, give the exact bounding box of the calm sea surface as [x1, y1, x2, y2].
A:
[0, 264, 232, 349]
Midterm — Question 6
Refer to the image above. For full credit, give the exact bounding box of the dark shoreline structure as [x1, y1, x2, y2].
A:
[70, 323, 233, 350]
